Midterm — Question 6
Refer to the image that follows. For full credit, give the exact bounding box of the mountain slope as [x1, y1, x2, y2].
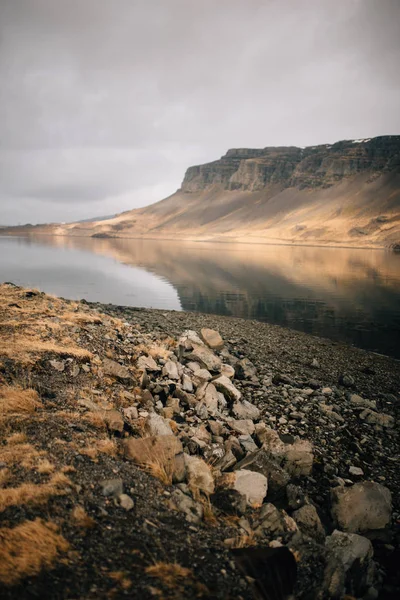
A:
[7, 136, 400, 247]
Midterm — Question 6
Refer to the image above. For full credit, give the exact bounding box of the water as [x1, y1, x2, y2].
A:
[1, 235, 400, 357]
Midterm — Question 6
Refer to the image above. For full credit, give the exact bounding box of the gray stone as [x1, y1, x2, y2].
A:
[331, 482, 392, 532]
[103, 358, 131, 380]
[170, 488, 203, 523]
[179, 330, 204, 350]
[162, 360, 180, 380]
[360, 409, 394, 428]
[184, 455, 215, 495]
[181, 374, 194, 392]
[232, 400, 260, 420]
[49, 359, 65, 372]
[255, 503, 298, 537]
[214, 375, 241, 402]
[293, 504, 325, 542]
[200, 328, 224, 350]
[218, 469, 268, 507]
[326, 529, 373, 573]
[146, 413, 173, 436]
[137, 355, 160, 372]
[236, 450, 290, 501]
[186, 343, 222, 372]
[229, 419, 255, 435]
[349, 466, 364, 477]
[203, 383, 219, 415]
[118, 493, 135, 511]
[349, 394, 376, 410]
[238, 434, 258, 454]
[101, 478, 123, 497]
[234, 358, 257, 380]
[213, 450, 237, 472]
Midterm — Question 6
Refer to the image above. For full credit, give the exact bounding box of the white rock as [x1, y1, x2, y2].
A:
[184, 455, 215, 495]
[214, 376, 241, 402]
[233, 400, 260, 420]
[221, 469, 268, 507]
[162, 360, 180, 380]
[220, 364, 235, 379]
[146, 413, 173, 436]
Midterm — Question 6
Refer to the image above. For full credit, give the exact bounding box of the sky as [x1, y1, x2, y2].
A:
[0, 0, 399, 225]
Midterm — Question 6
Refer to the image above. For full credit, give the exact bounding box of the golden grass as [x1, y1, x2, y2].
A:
[0, 469, 10, 487]
[6, 432, 28, 444]
[71, 505, 96, 529]
[79, 438, 118, 461]
[0, 519, 70, 585]
[60, 311, 102, 325]
[83, 411, 106, 430]
[0, 472, 72, 512]
[0, 442, 46, 469]
[3, 337, 93, 361]
[135, 339, 175, 361]
[36, 459, 56, 474]
[145, 562, 208, 597]
[144, 460, 174, 486]
[0, 386, 43, 416]
[109, 570, 132, 590]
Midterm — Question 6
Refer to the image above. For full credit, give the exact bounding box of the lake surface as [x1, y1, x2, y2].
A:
[1, 235, 400, 358]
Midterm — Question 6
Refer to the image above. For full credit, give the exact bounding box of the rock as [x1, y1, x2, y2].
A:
[181, 374, 194, 392]
[137, 355, 160, 372]
[359, 409, 394, 428]
[124, 435, 185, 483]
[234, 358, 257, 380]
[184, 455, 215, 495]
[71, 364, 80, 377]
[193, 369, 213, 386]
[218, 469, 268, 507]
[186, 361, 201, 373]
[339, 373, 355, 387]
[103, 358, 131, 380]
[162, 360, 180, 380]
[170, 488, 203, 524]
[146, 413, 173, 436]
[186, 343, 222, 372]
[238, 435, 258, 454]
[229, 419, 255, 436]
[220, 364, 235, 379]
[349, 466, 364, 477]
[123, 406, 139, 420]
[203, 383, 219, 415]
[286, 484, 306, 510]
[211, 489, 247, 515]
[236, 450, 290, 500]
[179, 330, 204, 350]
[104, 409, 124, 433]
[118, 493, 135, 511]
[101, 478, 123, 497]
[232, 400, 260, 420]
[200, 328, 224, 350]
[331, 482, 392, 532]
[262, 429, 314, 477]
[272, 373, 296, 386]
[194, 402, 208, 420]
[225, 437, 245, 461]
[349, 394, 376, 409]
[311, 358, 320, 368]
[214, 375, 241, 402]
[255, 503, 298, 537]
[213, 450, 237, 472]
[293, 504, 325, 542]
[49, 359, 65, 372]
[325, 530, 374, 595]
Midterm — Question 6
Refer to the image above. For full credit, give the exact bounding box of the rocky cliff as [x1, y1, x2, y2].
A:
[4, 136, 400, 248]
[181, 136, 400, 192]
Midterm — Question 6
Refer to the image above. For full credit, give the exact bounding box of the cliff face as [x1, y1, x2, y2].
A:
[5, 136, 400, 249]
[181, 136, 400, 192]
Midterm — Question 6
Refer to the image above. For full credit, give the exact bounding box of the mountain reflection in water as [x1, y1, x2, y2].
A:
[1, 235, 400, 357]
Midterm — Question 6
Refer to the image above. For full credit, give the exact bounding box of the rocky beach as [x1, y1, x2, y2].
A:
[0, 282, 399, 599]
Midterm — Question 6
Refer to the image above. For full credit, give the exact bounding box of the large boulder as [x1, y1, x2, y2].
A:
[214, 375, 241, 402]
[331, 482, 392, 533]
[186, 343, 222, 372]
[137, 355, 160, 372]
[235, 450, 290, 500]
[261, 428, 314, 477]
[103, 358, 131, 381]
[254, 503, 298, 538]
[145, 413, 173, 436]
[325, 530, 375, 596]
[217, 469, 268, 507]
[292, 504, 325, 543]
[232, 400, 260, 420]
[200, 328, 224, 350]
[184, 455, 215, 496]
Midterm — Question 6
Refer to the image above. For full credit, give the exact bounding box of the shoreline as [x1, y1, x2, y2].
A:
[0, 284, 399, 599]
[0, 230, 394, 252]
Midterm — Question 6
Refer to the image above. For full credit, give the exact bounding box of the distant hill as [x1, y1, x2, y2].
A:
[4, 136, 400, 248]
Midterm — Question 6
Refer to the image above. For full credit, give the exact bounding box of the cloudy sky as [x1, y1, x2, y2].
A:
[1, 0, 399, 224]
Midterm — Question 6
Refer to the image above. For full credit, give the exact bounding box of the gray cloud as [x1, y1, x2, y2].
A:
[0, 0, 399, 224]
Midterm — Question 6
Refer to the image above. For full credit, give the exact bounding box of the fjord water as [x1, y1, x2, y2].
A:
[1, 235, 400, 358]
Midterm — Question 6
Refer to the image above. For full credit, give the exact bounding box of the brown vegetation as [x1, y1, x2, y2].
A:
[0, 472, 72, 512]
[0, 386, 43, 416]
[0, 519, 70, 585]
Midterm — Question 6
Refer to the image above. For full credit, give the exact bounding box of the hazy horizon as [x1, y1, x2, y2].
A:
[1, 0, 399, 225]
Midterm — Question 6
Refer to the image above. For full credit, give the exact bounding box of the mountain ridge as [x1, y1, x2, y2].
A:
[3, 135, 400, 249]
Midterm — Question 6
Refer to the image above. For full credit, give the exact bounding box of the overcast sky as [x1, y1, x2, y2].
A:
[0, 0, 399, 224]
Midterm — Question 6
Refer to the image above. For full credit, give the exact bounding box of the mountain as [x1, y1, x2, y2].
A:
[5, 135, 400, 248]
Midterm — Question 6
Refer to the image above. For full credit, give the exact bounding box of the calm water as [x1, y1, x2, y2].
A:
[1, 235, 400, 358]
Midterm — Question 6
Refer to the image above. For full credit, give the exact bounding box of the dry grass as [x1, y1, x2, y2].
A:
[0, 386, 43, 416]
[0, 518, 70, 585]
[135, 339, 175, 361]
[109, 570, 132, 590]
[71, 505, 96, 529]
[80, 438, 118, 461]
[0, 442, 46, 469]
[60, 311, 102, 325]
[0, 472, 72, 512]
[3, 337, 93, 362]
[144, 459, 174, 486]
[6, 432, 27, 444]
[145, 562, 208, 597]
[83, 411, 106, 430]
[0, 469, 10, 487]
[36, 459, 56, 474]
